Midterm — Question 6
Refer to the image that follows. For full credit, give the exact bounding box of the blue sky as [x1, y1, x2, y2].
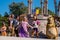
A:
[0, 0, 60, 16]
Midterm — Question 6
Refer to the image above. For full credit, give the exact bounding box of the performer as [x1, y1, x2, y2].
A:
[46, 15, 58, 39]
[18, 16, 32, 37]
[1, 22, 7, 36]
[32, 15, 40, 37]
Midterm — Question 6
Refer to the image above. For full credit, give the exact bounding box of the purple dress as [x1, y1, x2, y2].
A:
[18, 21, 29, 37]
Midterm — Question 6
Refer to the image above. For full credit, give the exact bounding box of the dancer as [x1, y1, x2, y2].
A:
[1, 22, 7, 36]
[18, 16, 32, 37]
[32, 15, 40, 37]
[46, 15, 58, 39]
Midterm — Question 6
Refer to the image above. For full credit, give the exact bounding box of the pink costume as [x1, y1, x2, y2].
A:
[18, 21, 29, 37]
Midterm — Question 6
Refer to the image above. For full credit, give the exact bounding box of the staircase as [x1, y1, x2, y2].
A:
[0, 36, 59, 40]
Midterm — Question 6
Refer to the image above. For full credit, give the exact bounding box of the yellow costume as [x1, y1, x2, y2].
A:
[46, 16, 58, 39]
[1, 26, 7, 36]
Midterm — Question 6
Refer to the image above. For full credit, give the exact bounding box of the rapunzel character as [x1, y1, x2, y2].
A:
[18, 16, 32, 37]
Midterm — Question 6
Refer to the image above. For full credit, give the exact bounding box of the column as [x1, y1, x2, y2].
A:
[40, 0, 43, 15]
[54, 0, 57, 16]
[28, 0, 32, 14]
[44, 0, 48, 15]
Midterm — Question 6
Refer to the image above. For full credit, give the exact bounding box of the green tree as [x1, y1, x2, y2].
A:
[0, 14, 2, 27]
[0, 14, 2, 21]
[48, 10, 55, 16]
[9, 2, 27, 16]
[4, 12, 9, 17]
[0, 14, 2, 17]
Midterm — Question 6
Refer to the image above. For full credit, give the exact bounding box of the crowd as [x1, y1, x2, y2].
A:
[0, 14, 58, 39]
[0, 14, 40, 38]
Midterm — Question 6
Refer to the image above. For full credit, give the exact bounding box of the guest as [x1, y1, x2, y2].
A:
[13, 16, 20, 37]
[8, 24, 15, 36]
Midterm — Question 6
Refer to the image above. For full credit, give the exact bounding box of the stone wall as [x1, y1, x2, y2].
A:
[38, 19, 47, 35]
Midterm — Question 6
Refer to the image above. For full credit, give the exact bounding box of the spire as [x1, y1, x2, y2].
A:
[43, 0, 48, 16]
[58, 1, 60, 11]
[57, 1, 60, 17]
[54, 0, 57, 15]
[40, 0, 43, 15]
